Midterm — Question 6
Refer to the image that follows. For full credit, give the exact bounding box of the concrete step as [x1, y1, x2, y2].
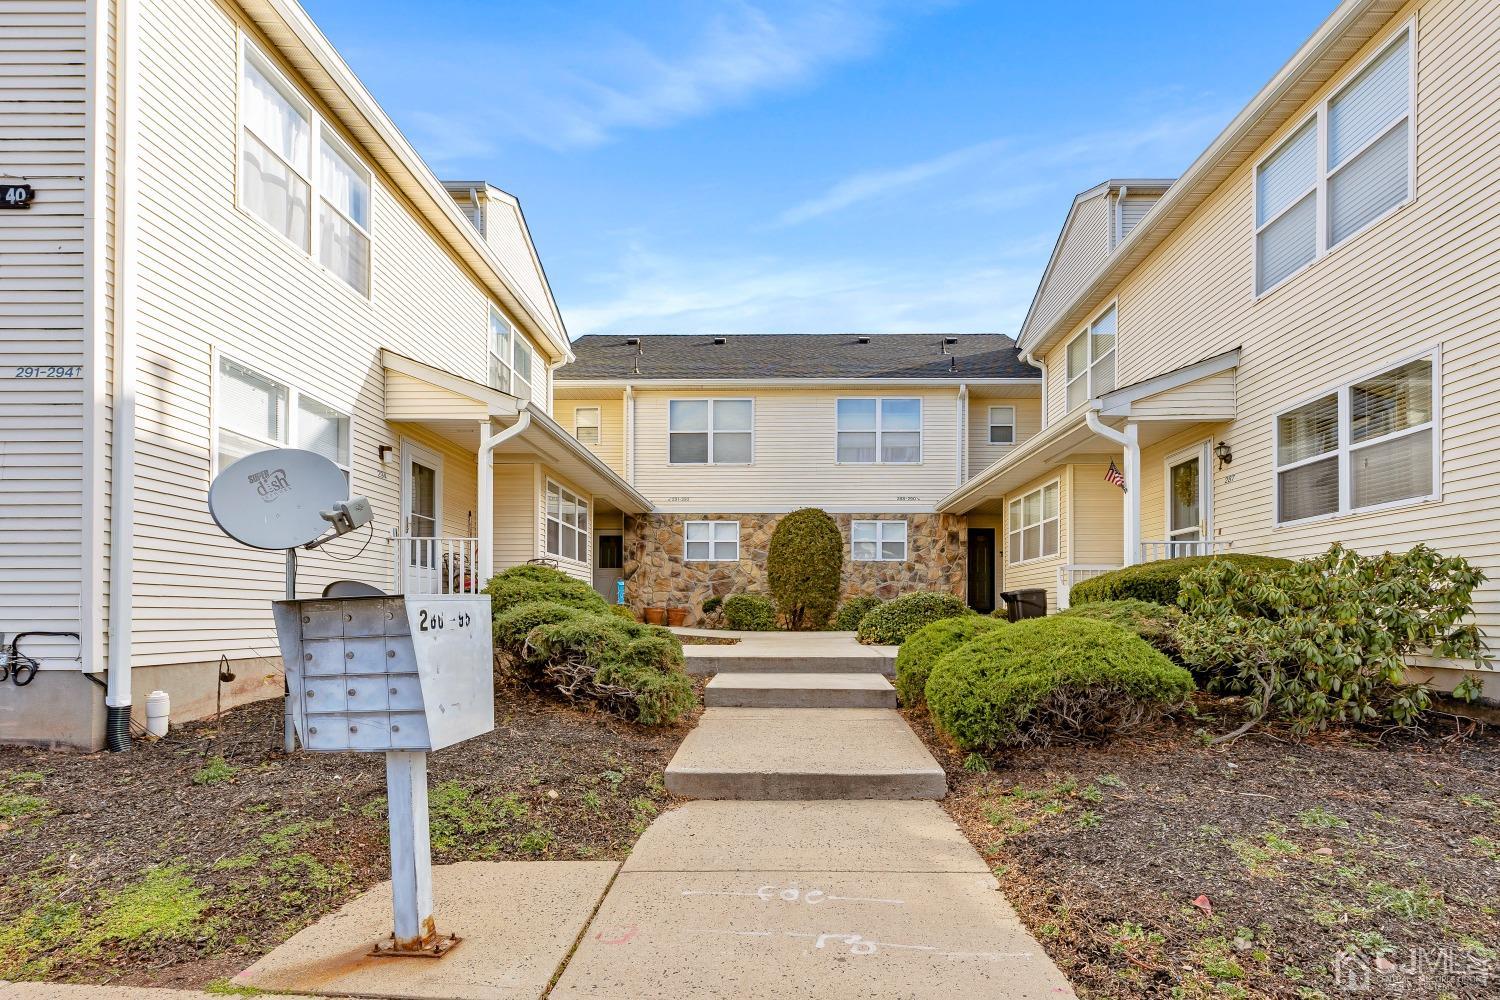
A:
[705, 672, 896, 709]
[684, 652, 895, 677]
[665, 708, 947, 801]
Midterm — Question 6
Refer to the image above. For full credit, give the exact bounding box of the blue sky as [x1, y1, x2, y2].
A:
[301, 0, 1335, 338]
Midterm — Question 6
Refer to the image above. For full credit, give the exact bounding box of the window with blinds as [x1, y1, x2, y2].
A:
[1254, 28, 1413, 295]
[669, 399, 753, 464]
[1064, 304, 1117, 410]
[574, 407, 601, 445]
[1008, 481, 1060, 564]
[1275, 354, 1436, 524]
[216, 355, 351, 478]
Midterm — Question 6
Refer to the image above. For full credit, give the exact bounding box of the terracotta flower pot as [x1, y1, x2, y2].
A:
[666, 608, 688, 627]
[644, 607, 667, 625]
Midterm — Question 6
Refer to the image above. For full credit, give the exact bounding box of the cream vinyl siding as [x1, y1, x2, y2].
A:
[481, 197, 563, 345]
[1128, 370, 1238, 420]
[384, 371, 484, 422]
[1118, 194, 1161, 240]
[631, 388, 960, 511]
[1054, 0, 1500, 646]
[967, 396, 1041, 479]
[0, 0, 89, 666]
[558, 396, 625, 476]
[1067, 463, 1126, 565]
[1028, 192, 1111, 348]
[491, 462, 536, 572]
[123, 0, 551, 666]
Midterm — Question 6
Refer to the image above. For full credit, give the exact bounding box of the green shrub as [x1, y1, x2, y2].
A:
[857, 592, 972, 645]
[606, 604, 637, 623]
[831, 595, 882, 632]
[527, 615, 695, 726]
[1177, 543, 1488, 738]
[895, 616, 1007, 707]
[1068, 554, 1295, 607]
[1057, 599, 1183, 660]
[483, 564, 609, 617]
[767, 508, 844, 630]
[722, 594, 778, 631]
[493, 600, 583, 659]
[926, 616, 1195, 750]
[701, 596, 723, 615]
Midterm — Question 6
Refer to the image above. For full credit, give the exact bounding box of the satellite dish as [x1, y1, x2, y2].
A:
[209, 448, 348, 550]
[323, 580, 387, 598]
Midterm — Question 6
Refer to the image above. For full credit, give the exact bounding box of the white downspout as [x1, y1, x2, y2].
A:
[1035, 359, 1049, 431]
[623, 384, 635, 485]
[476, 410, 532, 583]
[105, 0, 141, 747]
[1086, 409, 1140, 566]
[956, 383, 968, 486]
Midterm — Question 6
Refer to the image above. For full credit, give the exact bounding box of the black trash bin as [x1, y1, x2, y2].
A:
[998, 588, 1048, 623]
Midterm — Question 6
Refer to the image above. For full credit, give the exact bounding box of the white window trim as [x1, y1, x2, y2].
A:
[987, 405, 1016, 445]
[574, 406, 601, 444]
[1007, 479, 1061, 566]
[1272, 346, 1441, 527]
[210, 347, 354, 483]
[667, 398, 755, 466]
[1063, 301, 1118, 411]
[1162, 440, 1213, 541]
[544, 479, 590, 563]
[683, 520, 740, 562]
[236, 36, 375, 300]
[486, 308, 539, 398]
[851, 519, 908, 562]
[835, 397, 924, 465]
[1253, 19, 1417, 300]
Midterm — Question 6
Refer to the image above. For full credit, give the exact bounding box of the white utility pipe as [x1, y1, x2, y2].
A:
[955, 384, 969, 486]
[476, 411, 532, 583]
[106, 0, 140, 725]
[1086, 410, 1141, 566]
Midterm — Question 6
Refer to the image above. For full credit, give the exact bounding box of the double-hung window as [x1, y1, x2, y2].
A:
[1275, 353, 1437, 524]
[1064, 305, 1116, 411]
[988, 406, 1016, 445]
[574, 407, 601, 445]
[836, 398, 921, 463]
[545, 481, 589, 562]
[1255, 27, 1413, 295]
[240, 42, 373, 295]
[851, 520, 907, 561]
[215, 355, 351, 480]
[668, 399, 752, 464]
[684, 521, 739, 562]
[1008, 481, 1059, 564]
[488, 308, 536, 399]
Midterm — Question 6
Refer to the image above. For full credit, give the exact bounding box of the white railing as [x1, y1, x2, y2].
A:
[1139, 539, 1231, 563]
[391, 536, 481, 595]
[1056, 564, 1121, 611]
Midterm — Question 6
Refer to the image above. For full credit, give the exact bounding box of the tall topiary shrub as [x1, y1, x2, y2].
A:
[767, 508, 844, 630]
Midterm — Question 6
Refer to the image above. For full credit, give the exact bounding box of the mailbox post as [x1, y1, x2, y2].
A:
[273, 593, 492, 956]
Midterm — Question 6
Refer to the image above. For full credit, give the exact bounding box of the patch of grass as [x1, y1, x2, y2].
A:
[1230, 830, 1300, 874]
[1365, 880, 1444, 921]
[0, 893, 84, 978]
[518, 828, 554, 855]
[1296, 807, 1348, 830]
[427, 782, 527, 854]
[1192, 937, 1246, 981]
[1470, 835, 1500, 862]
[1076, 810, 1101, 831]
[192, 756, 240, 786]
[629, 797, 658, 820]
[1106, 920, 1164, 956]
[211, 852, 260, 872]
[1344, 929, 1392, 954]
[1078, 784, 1103, 804]
[204, 978, 267, 995]
[0, 791, 48, 822]
[581, 790, 602, 813]
[82, 865, 210, 952]
[1095, 773, 1124, 788]
[962, 752, 990, 773]
[257, 818, 332, 854]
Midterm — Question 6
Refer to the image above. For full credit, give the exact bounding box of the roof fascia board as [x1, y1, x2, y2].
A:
[514, 403, 653, 512]
[936, 410, 1093, 511]
[554, 377, 1043, 389]
[244, 0, 574, 363]
[1096, 348, 1240, 417]
[1016, 0, 1397, 358]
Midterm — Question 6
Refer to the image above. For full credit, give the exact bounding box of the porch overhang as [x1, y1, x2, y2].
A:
[937, 412, 1116, 514]
[494, 406, 653, 515]
[382, 349, 521, 424]
[1095, 348, 1239, 422]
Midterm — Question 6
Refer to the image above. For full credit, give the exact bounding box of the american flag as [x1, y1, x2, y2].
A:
[1105, 460, 1127, 492]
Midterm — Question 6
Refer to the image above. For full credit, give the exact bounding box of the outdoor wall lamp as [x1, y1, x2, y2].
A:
[1214, 440, 1233, 468]
[378, 444, 394, 463]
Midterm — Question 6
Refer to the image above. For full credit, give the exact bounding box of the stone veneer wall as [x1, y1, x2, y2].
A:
[623, 512, 967, 625]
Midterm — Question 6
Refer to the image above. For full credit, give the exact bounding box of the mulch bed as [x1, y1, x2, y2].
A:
[0, 683, 697, 988]
[909, 698, 1500, 999]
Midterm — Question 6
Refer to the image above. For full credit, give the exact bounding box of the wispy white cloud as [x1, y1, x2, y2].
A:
[775, 140, 1005, 226]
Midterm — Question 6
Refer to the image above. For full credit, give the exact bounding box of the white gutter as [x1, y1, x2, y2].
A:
[1035, 359, 1049, 430]
[105, 0, 141, 736]
[475, 412, 532, 582]
[79, 0, 109, 675]
[555, 377, 1041, 390]
[1085, 410, 1140, 567]
[955, 384, 969, 486]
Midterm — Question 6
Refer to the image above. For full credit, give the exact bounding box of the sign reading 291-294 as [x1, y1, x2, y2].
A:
[1, 184, 34, 209]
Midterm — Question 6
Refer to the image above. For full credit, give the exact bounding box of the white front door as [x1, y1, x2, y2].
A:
[400, 441, 443, 592]
[1164, 442, 1210, 553]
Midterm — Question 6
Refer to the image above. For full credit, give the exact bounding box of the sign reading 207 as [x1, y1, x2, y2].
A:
[416, 608, 473, 632]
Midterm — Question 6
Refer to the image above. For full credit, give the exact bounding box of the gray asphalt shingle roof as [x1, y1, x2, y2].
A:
[557, 333, 1039, 381]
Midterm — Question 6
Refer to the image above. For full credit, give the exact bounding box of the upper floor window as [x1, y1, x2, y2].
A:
[488, 308, 535, 400]
[574, 406, 601, 445]
[545, 480, 589, 562]
[1008, 480, 1059, 564]
[215, 355, 351, 480]
[988, 405, 1016, 445]
[1255, 27, 1413, 296]
[851, 520, 907, 561]
[240, 42, 372, 295]
[669, 399, 752, 464]
[1065, 304, 1116, 410]
[1275, 352, 1436, 524]
[836, 398, 921, 464]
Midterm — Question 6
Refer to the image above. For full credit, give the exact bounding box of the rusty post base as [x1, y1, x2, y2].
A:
[369, 930, 461, 958]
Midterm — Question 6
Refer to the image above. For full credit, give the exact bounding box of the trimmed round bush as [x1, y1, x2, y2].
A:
[831, 595, 882, 632]
[484, 564, 609, 617]
[894, 616, 1007, 707]
[767, 508, 844, 630]
[1057, 599, 1183, 660]
[857, 591, 972, 645]
[606, 604, 638, 623]
[722, 593, 778, 631]
[1068, 554, 1295, 607]
[493, 599, 583, 658]
[926, 616, 1195, 750]
[528, 615, 694, 726]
